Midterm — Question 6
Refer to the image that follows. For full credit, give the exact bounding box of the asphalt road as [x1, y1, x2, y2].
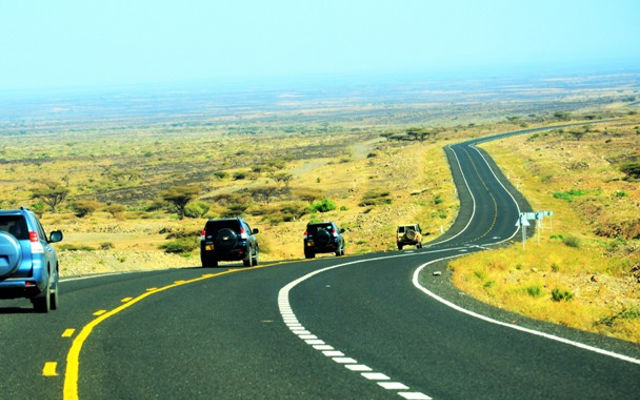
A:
[1, 125, 639, 399]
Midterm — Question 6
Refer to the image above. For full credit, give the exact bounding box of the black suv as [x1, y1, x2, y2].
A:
[0, 207, 63, 312]
[200, 217, 259, 268]
[304, 221, 345, 258]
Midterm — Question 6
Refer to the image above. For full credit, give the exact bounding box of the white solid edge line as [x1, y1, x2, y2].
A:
[411, 254, 640, 366]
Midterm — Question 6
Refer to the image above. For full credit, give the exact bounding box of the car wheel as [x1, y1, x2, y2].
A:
[243, 257, 251, 267]
[304, 251, 315, 259]
[251, 247, 259, 266]
[50, 283, 59, 310]
[417, 242, 423, 249]
[33, 282, 51, 313]
[398, 244, 403, 250]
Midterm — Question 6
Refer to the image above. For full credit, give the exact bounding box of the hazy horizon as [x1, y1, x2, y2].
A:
[1, 1, 639, 92]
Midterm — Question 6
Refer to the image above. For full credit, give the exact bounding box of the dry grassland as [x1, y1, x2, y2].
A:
[1, 127, 459, 276]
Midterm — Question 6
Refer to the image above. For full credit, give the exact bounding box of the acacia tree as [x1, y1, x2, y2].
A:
[269, 172, 293, 187]
[161, 185, 200, 220]
[31, 180, 69, 213]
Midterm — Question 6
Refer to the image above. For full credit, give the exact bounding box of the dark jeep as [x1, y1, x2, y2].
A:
[303, 221, 345, 258]
[200, 217, 259, 268]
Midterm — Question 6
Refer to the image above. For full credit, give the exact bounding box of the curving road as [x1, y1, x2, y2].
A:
[1, 124, 639, 399]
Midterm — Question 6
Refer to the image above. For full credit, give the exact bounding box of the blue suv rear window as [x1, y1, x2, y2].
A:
[0, 216, 28, 240]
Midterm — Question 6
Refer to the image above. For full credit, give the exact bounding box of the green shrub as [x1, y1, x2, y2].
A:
[433, 194, 443, 205]
[71, 200, 102, 218]
[620, 162, 640, 179]
[551, 288, 574, 302]
[213, 171, 228, 179]
[526, 285, 543, 298]
[104, 203, 127, 216]
[100, 242, 114, 250]
[552, 190, 586, 202]
[59, 244, 96, 251]
[595, 307, 640, 327]
[614, 190, 628, 198]
[159, 238, 198, 254]
[233, 171, 248, 180]
[311, 198, 336, 213]
[359, 190, 391, 207]
[562, 235, 580, 248]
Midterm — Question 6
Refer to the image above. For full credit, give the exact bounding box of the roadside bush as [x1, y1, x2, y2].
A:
[104, 203, 126, 217]
[311, 198, 336, 213]
[159, 237, 198, 254]
[551, 288, 574, 302]
[59, 244, 96, 251]
[552, 190, 586, 202]
[595, 307, 640, 327]
[553, 111, 571, 121]
[526, 285, 543, 298]
[620, 162, 640, 180]
[233, 171, 248, 180]
[614, 190, 628, 198]
[292, 187, 322, 202]
[100, 242, 114, 250]
[359, 190, 391, 207]
[221, 202, 250, 218]
[213, 171, 228, 179]
[71, 200, 102, 218]
[562, 235, 580, 248]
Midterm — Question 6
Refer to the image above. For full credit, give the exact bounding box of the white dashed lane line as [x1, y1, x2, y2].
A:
[277, 256, 434, 400]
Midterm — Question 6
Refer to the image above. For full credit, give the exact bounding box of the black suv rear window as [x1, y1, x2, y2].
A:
[307, 224, 333, 233]
[205, 220, 241, 234]
[0, 216, 29, 240]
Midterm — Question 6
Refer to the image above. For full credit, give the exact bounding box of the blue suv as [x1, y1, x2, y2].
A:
[0, 207, 63, 313]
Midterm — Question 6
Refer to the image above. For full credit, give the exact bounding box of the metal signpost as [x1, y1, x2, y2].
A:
[516, 210, 553, 250]
[515, 213, 530, 250]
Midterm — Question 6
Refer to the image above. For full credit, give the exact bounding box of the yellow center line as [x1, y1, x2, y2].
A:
[43, 362, 58, 377]
[61, 329, 76, 338]
[121, 297, 133, 303]
[63, 261, 288, 400]
[462, 147, 500, 242]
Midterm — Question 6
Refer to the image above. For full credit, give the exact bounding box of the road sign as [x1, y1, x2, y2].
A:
[524, 212, 536, 220]
[516, 215, 530, 227]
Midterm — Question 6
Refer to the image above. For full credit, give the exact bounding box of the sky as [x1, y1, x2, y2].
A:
[0, 0, 639, 90]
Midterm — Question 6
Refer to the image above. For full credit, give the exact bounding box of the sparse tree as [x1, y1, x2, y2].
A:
[105, 203, 127, 217]
[269, 172, 293, 187]
[31, 180, 69, 213]
[161, 185, 200, 219]
[569, 130, 586, 141]
[71, 200, 102, 218]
